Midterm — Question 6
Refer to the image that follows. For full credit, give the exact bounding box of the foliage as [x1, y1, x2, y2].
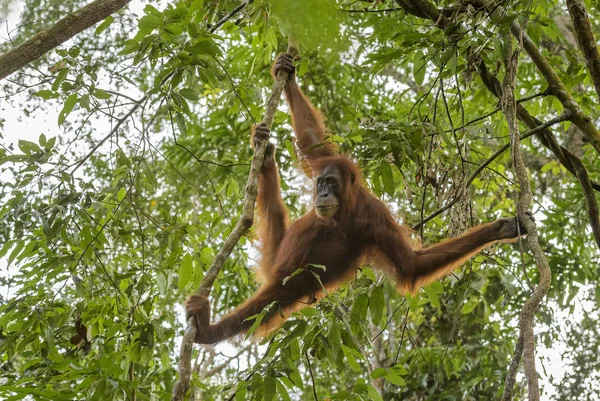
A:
[0, 0, 599, 400]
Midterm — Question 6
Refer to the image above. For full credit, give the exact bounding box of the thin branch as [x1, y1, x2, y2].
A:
[565, 0, 600, 103]
[516, 90, 549, 104]
[212, 55, 256, 123]
[202, 344, 253, 377]
[342, 7, 400, 13]
[305, 351, 318, 401]
[170, 39, 299, 401]
[501, 334, 524, 401]
[445, 107, 500, 132]
[208, 0, 254, 33]
[0, 0, 131, 80]
[68, 95, 147, 174]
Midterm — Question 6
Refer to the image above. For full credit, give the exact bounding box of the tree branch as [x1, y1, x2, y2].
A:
[413, 112, 571, 230]
[0, 0, 131, 81]
[500, 33, 551, 401]
[477, 0, 600, 155]
[391, 0, 600, 245]
[478, 62, 600, 248]
[501, 334, 524, 401]
[68, 95, 146, 174]
[170, 39, 299, 401]
[208, 0, 255, 33]
[565, 0, 600, 103]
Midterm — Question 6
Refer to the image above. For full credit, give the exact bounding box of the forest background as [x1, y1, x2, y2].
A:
[1, 0, 600, 400]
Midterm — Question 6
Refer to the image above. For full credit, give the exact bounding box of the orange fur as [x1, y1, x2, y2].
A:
[185, 54, 527, 344]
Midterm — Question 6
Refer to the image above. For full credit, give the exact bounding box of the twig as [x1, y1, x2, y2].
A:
[342, 7, 400, 13]
[129, 362, 136, 401]
[212, 55, 256, 123]
[368, 299, 406, 344]
[445, 107, 500, 132]
[208, 0, 254, 33]
[516, 90, 549, 104]
[501, 32, 551, 401]
[202, 344, 253, 377]
[68, 96, 147, 174]
[501, 334, 523, 401]
[305, 351, 318, 401]
[170, 38, 299, 401]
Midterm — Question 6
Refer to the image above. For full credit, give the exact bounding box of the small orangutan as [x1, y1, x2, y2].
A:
[186, 53, 528, 344]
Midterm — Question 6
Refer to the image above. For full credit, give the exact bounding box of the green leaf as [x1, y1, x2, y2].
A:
[285, 139, 297, 162]
[95, 16, 114, 35]
[175, 113, 187, 135]
[264, 376, 276, 401]
[389, 363, 409, 375]
[265, 27, 278, 50]
[369, 285, 384, 325]
[352, 293, 369, 325]
[80, 94, 91, 110]
[423, 283, 440, 309]
[18, 140, 41, 155]
[58, 93, 78, 125]
[178, 254, 193, 290]
[139, 15, 163, 31]
[310, 270, 325, 290]
[235, 384, 247, 401]
[367, 385, 384, 401]
[299, 307, 318, 317]
[461, 298, 478, 314]
[414, 51, 427, 85]
[51, 68, 69, 92]
[34, 90, 59, 100]
[282, 268, 304, 285]
[341, 345, 360, 372]
[91, 381, 107, 401]
[298, 58, 309, 77]
[0, 240, 14, 258]
[156, 272, 167, 295]
[117, 187, 127, 202]
[94, 89, 112, 99]
[192, 39, 222, 56]
[371, 367, 387, 379]
[165, 23, 184, 35]
[380, 162, 394, 196]
[245, 309, 266, 337]
[384, 374, 406, 386]
[179, 88, 200, 101]
[276, 379, 291, 401]
[120, 41, 139, 55]
[69, 47, 81, 59]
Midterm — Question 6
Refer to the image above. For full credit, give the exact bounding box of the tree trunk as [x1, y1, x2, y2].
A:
[0, 0, 131, 81]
